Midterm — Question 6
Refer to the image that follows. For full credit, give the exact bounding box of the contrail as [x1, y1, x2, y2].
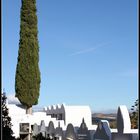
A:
[69, 42, 111, 56]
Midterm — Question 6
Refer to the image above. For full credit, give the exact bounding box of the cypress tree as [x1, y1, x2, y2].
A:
[15, 0, 40, 114]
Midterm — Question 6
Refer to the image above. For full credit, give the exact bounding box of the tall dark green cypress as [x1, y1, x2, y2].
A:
[15, 0, 40, 114]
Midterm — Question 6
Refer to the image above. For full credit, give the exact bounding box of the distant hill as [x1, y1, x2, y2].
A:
[92, 113, 117, 125]
[92, 113, 116, 119]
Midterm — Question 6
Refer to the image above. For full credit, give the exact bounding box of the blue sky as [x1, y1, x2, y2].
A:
[2, 0, 138, 112]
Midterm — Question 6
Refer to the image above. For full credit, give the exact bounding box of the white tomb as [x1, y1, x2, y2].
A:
[7, 102, 93, 138]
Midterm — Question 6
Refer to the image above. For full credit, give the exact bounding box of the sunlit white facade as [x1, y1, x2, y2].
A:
[7, 102, 94, 138]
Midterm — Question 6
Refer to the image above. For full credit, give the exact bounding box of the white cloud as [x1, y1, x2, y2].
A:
[7, 94, 21, 104]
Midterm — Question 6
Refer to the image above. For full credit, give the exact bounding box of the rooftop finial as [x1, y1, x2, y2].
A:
[82, 118, 85, 123]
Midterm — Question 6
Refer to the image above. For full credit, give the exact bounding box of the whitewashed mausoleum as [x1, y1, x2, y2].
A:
[7, 102, 95, 137]
[7, 99, 138, 140]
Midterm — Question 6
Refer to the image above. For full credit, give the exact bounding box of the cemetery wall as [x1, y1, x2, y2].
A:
[7, 103, 138, 140]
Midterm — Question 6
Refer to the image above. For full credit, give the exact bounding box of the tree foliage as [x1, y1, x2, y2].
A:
[109, 120, 117, 128]
[15, 0, 40, 108]
[130, 99, 139, 129]
[2, 92, 15, 140]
